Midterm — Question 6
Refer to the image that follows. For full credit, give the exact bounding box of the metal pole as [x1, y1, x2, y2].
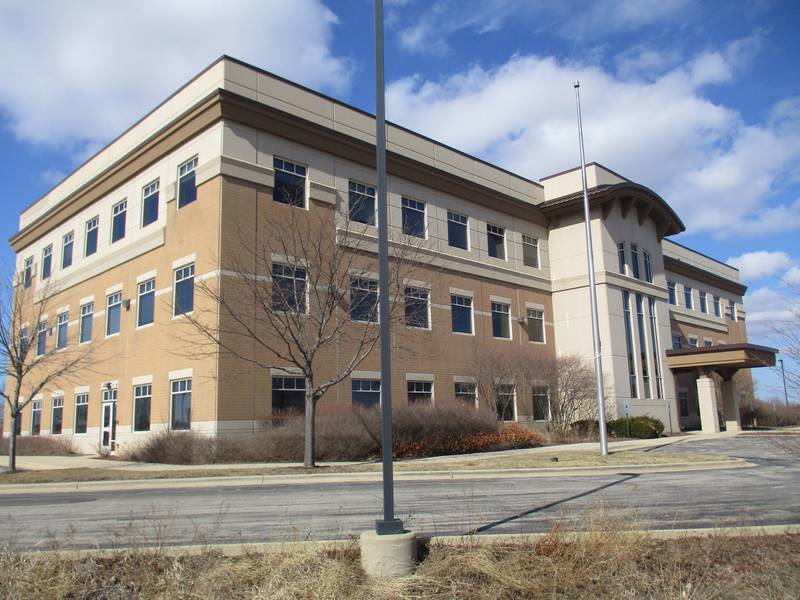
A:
[574, 81, 609, 456]
[374, 0, 403, 536]
[779, 359, 789, 407]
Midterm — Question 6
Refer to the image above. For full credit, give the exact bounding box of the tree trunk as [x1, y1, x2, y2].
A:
[8, 412, 18, 473]
[303, 388, 316, 468]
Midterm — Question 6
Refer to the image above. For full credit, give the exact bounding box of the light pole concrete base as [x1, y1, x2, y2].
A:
[360, 530, 417, 577]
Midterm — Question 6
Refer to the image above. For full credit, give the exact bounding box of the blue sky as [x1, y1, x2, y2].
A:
[0, 0, 797, 398]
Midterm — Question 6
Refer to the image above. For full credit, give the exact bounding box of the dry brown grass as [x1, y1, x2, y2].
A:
[0, 436, 77, 456]
[0, 516, 797, 599]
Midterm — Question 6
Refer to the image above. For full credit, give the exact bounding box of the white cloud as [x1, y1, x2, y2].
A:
[727, 251, 794, 280]
[783, 266, 800, 287]
[385, 38, 800, 237]
[743, 286, 795, 341]
[615, 46, 680, 80]
[0, 0, 351, 151]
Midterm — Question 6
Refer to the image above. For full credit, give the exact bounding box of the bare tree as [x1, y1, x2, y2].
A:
[471, 347, 520, 420]
[1, 275, 94, 472]
[770, 282, 800, 400]
[181, 196, 424, 467]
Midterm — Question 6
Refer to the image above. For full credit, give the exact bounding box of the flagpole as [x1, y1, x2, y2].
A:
[574, 81, 609, 456]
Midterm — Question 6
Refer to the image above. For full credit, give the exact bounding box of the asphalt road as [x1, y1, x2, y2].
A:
[1, 436, 798, 551]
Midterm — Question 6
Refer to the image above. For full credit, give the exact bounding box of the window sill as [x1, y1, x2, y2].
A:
[105, 332, 121, 339]
[136, 322, 155, 331]
[172, 311, 194, 321]
[405, 325, 431, 331]
[492, 336, 513, 341]
[452, 331, 474, 337]
[528, 340, 546, 345]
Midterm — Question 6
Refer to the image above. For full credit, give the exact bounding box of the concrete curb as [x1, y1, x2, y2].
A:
[0, 458, 753, 495]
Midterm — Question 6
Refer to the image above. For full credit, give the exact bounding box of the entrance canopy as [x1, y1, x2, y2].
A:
[666, 343, 777, 376]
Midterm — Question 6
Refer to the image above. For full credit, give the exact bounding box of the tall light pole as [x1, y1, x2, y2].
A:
[779, 358, 789, 407]
[574, 81, 609, 456]
[374, 0, 403, 536]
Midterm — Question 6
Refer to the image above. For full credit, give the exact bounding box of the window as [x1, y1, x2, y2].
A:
[699, 291, 708, 314]
[455, 382, 477, 406]
[133, 384, 151, 431]
[527, 308, 545, 343]
[672, 334, 682, 350]
[273, 157, 306, 207]
[679, 390, 689, 418]
[451, 294, 473, 334]
[643, 251, 653, 283]
[495, 384, 516, 421]
[31, 399, 41, 436]
[137, 279, 155, 326]
[51, 397, 64, 435]
[630, 244, 640, 279]
[142, 179, 159, 227]
[404, 287, 429, 329]
[170, 378, 192, 430]
[352, 379, 381, 409]
[684, 285, 693, 309]
[401, 197, 425, 238]
[348, 180, 375, 225]
[106, 292, 122, 336]
[177, 156, 198, 208]
[617, 242, 626, 274]
[487, 224, 505, 259]
[74, 393, 89, 434]
[623, 290, 637, 398]
[350, 277, 378, 322]
[173, 264, 195, 316]
[704, 339, 713, 348]
[447, 211, 468, 250]
[714, 295, 721, 318]
[688, 336, 699, 348]
[729, 300, 737, 321]
[667, 281, 676, 305]
[22, 256, 33, 288]
[19, 327, 28, 356]
[79, 302, 93, 343]
[491, 301, 511, 339]
[56, 312, 68, 349]
[532, 386, 549, 421]
[62, 231, 74, 269]
[272, 264, 307, 313]
[36, 320, 47, 357]
[111, 200, 127, 243]
[272, 376, 306, 413]
[85, 216, 99, 257]
[647, 297, 663, 399]
[522, 235, 539, 268]
[407, 380, 433, 404]
[635, 294, 651, 399]
[41, 245, 53, 280]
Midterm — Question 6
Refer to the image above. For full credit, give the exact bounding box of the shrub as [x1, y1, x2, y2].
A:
[0, 436, 78, 456]
[608, 416, 664, 439]
[740, 399, 800, 428]
[570, 419, 602, 437]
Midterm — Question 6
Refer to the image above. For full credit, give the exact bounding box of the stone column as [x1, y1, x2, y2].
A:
[721, 376, 741, 432]
[696, 375, 721, 433]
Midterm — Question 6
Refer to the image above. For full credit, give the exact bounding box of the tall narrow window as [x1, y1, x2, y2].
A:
[527, 308, 545, 343]
[407, 381, 433, 404]
[447, 211, 468, 250]
[22, 256, 33, 288]
[532, 386, 550, 421]
[79, 302, 93, 343]
[36, 320, 47, 356]
[667, 281, 676, 305]
[133, 384, 152, 431]
[352, 379, 381, 409]
[404, 287, 429, 329]
[272, 157, 306, 207]
[272, 264, 307, 313]
[106, 292, 122, 336]
[491, 301, 511, 339]
[617, 242, 626, 274]
[522, 235, 539, 268]
[272, 376, 306, 413]
[350, 277, 378, 322]
[19, 327, 28, 356]
[401, 197, 426, 238]
[451, 295, 473, 334]
[623, 290, 637, 398]
[455, 382, 477, 407]
[142, 179, 160, 227]
[348, 181, 375, 225]
[714, 295, 721, 318]
[699, 291, 708, 314]
[56, 312, 68, 349]
[173, 264, 195, 316]
[648, 297, 663, 399]
[74, 393, 89, 434]
[729, 300, 737, 321]
[643, 251, 653, 283]
[111, 200, 127, 243]
[170, 378, 192, 430]
[684, 285, 693, 309]
[137, 279, 155, 326]
[31, 399, 42, 436]
[51, 397, 64, 435]
[630, 244, 640, 279]
[85, 216, 99, 257]
[62, 231, 74, 269]
[487, 224, 505, 259]
[495, 385, 516, 421]
[177, 156, 198, 208]
[672, 333, 682, 350]
[41, 245, 53, 280]
[635, 294, 651, 398]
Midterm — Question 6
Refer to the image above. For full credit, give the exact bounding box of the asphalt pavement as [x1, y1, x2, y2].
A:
[1, 435, 797, 551]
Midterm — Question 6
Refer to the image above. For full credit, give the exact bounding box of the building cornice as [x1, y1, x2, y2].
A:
[664, 255, 747, 296]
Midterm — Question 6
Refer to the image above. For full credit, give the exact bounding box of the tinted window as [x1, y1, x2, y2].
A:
[111, 201, 127, 243]
[401, 197, 425, 238]
[174, 264, 195, 316]
[487, 224, 505, 259]
[138, 279, 155, 326]
[348, 181, 375, 225]
[170, 379, 192, 430]
[451, 295, 472, 334]
[273, 158, 306, 207]
[404, 287, 429, 328]
[272, 376, 306, 413]
[350, 277, 378, 322]
[178, 157, 198, 208]
[142, 180, 159, 226]
[447, 211, 468, 250]
[352, 379, 380, 408]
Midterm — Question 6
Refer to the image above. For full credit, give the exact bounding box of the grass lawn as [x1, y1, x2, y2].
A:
[0, 450, 734, 485]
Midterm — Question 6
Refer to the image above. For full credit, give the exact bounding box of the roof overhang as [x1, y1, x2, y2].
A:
[663, 254, 746, 296]
[665, 343, 777, 375]
[540, 182, 685, 240]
